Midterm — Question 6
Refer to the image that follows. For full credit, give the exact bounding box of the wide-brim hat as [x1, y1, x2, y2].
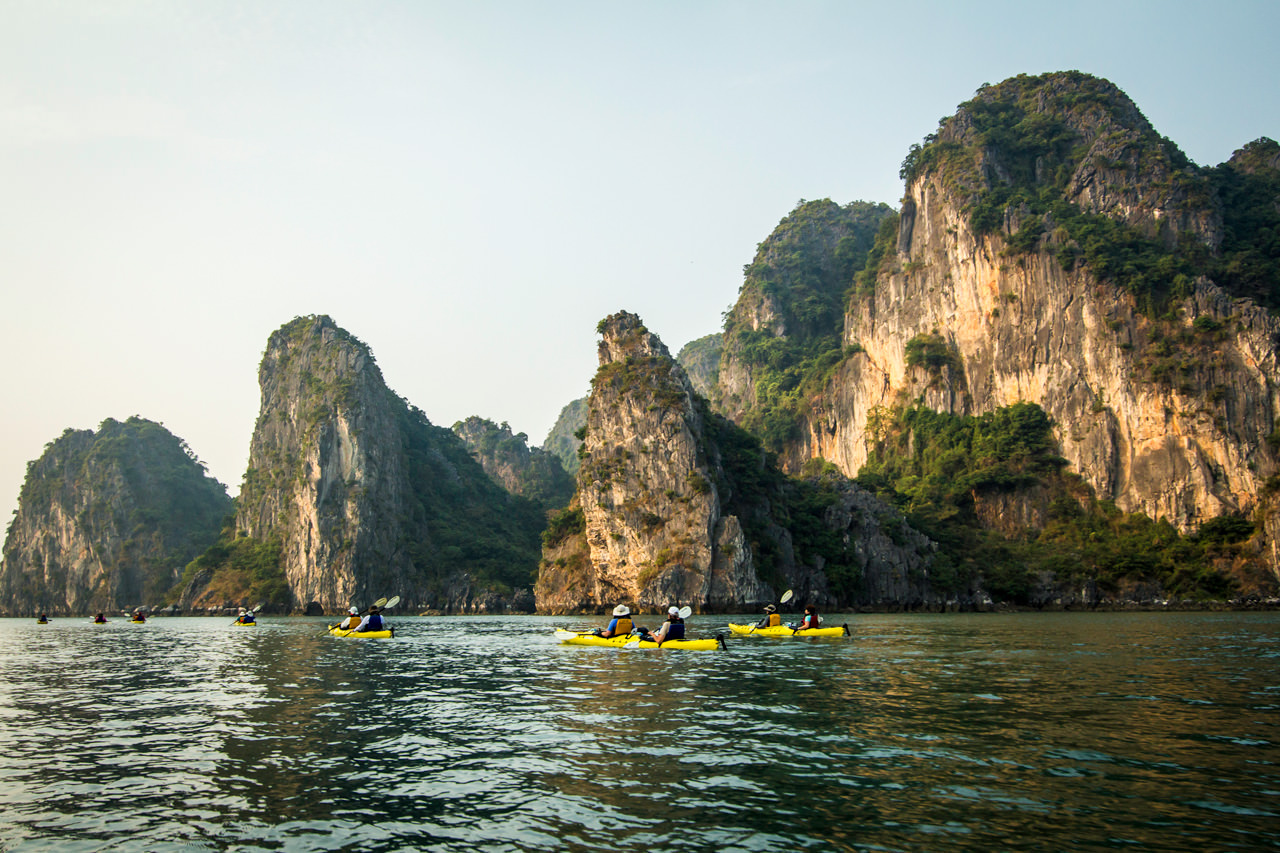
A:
[764, 604, 777, 613]
[612, 604, 631, 616]
[348, 606, 360, 615]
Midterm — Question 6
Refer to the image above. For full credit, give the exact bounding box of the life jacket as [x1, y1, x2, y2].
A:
[339, 615, 359, 630]
[364, 614, 384, 631]
[608, 616, 633, 636]
[800, 613, 819, 630]
[766, 612, 781, 628]
[664, 619, 685, 640]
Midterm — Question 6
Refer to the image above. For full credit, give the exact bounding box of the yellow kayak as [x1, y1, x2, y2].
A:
[554, 628, 724, 650]
[329, 625, 393, 639]
[728, 623, 849, 637]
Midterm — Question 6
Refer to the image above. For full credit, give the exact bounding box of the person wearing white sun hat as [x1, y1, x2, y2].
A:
[649, 605, 686, 644]
[595, 604, 634, 638]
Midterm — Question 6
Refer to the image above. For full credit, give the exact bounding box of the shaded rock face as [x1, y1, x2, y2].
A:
[235, 315, 542, 614]
[534, 311, 939, 614]
[0, 418, 230, 615]
[542, 398, 587, 478]
[453, 416, 573, 510]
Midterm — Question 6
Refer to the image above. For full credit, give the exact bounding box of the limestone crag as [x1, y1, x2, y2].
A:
[453, 416, 573, 509]
[536, 312, 771, 612]
[234, 315, 543, 613]
[0, 418, 230, 615]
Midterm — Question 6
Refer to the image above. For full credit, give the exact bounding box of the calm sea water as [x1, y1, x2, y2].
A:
[0, 612, 1277, 852]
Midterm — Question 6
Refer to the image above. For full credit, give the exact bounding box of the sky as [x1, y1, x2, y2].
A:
[2, 0, 1278, 523]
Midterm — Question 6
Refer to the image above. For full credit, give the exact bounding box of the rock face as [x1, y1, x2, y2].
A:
[453, 416, 574, 509]
[534, 311, 938, 613]
[233, 315, 543, 613]
[0, 417, 230, 615]
[717, 73, 1280, 582]
[542, 398, 587, 478]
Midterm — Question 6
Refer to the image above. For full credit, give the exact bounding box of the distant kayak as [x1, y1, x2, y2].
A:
[728, 623, 849, 637]
[554, 628, 724, 650]
[232, 621, 256, 627]
[328, 625, 393, 639]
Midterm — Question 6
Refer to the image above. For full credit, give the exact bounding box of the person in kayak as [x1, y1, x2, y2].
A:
[235, 608, 256, 625]
[755, 604, 782, 629]
[335, 606, 361, 631]
[131, 610, 146, 623]
[595, 604, 634, 637]
[354, 604, 386, 633]
[649, 606, 685, 644]
[93, 612, 108, 623]
[795, 605, 820, 631]
[37, 613, 49, 624]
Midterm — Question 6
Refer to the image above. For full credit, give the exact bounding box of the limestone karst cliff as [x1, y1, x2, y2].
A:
[0, 417, 231, 615]
[712, 71, 1280, 596]
[534, 311, 937, 614]
[227, 315, 544, 613]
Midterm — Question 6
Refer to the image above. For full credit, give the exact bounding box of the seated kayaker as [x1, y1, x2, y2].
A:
[336, 606, 361, 631]
[755, 604, 781, 629]
[795, 605, 819, 631]
[132, 610, 146, 623]
[649, 606, 685, 644]
[355, 605, 385, 633]
[595, 604, 634, 637]
[37, 613, 48, 624]
[235, 608, 256, 625]
[93, 612, 107, 623]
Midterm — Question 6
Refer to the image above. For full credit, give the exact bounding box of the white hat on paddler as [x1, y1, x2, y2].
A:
[613, 604, 631, 617]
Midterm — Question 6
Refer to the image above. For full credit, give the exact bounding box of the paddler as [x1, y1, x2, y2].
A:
[354, 604, 386, 634]
[36, 613, 49, 624]
[649, 606, 685, 644]
[335, 606, 361, 631]
[131, 610, 146, 623]
[93, 612, 107, 623]
[755, 603, 782, 629]
[795, 605, 820, 631]
[235, 607, 256, 625]
[595, 604, 634, 638]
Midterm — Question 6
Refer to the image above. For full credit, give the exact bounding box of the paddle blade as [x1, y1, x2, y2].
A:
[780, 589, 794, 604]
[678, 606, 693, 619]
[623, 641, 640, 649]
[371, 597, 388, 609]
[384, 595, 401, 610]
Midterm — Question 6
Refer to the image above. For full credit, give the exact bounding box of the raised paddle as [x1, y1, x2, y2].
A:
[327, 595, 400, 634]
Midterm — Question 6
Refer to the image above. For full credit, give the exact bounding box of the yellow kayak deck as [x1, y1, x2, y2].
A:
[329, 625, 394, 639]
[554, 629, 724, 650]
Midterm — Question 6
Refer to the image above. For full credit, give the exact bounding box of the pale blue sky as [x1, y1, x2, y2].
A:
[2, 0, 1277, 521]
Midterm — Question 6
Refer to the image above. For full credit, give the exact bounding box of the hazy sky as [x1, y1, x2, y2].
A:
[2, 0, 1277, 521]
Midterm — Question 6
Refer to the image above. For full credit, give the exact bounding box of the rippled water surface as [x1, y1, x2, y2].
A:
[1, 612, 1278, 851]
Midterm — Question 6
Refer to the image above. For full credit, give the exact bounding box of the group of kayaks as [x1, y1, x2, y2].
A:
[554, 619, 850, 651]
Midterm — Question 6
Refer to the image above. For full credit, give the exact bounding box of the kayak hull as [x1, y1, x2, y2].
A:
[329, 625, 393, 639]
[554, 629, 722, 650]
[728, 623, 849, 637]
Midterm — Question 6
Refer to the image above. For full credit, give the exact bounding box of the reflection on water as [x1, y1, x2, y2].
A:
[0, 612, 1277, 851]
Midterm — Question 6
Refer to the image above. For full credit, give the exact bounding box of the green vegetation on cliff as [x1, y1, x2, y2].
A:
[724, 199, 892, 452]
[856, 402, 1261, 601]
[1, 417, 231, 612]
[898, 73, 1279, 317]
